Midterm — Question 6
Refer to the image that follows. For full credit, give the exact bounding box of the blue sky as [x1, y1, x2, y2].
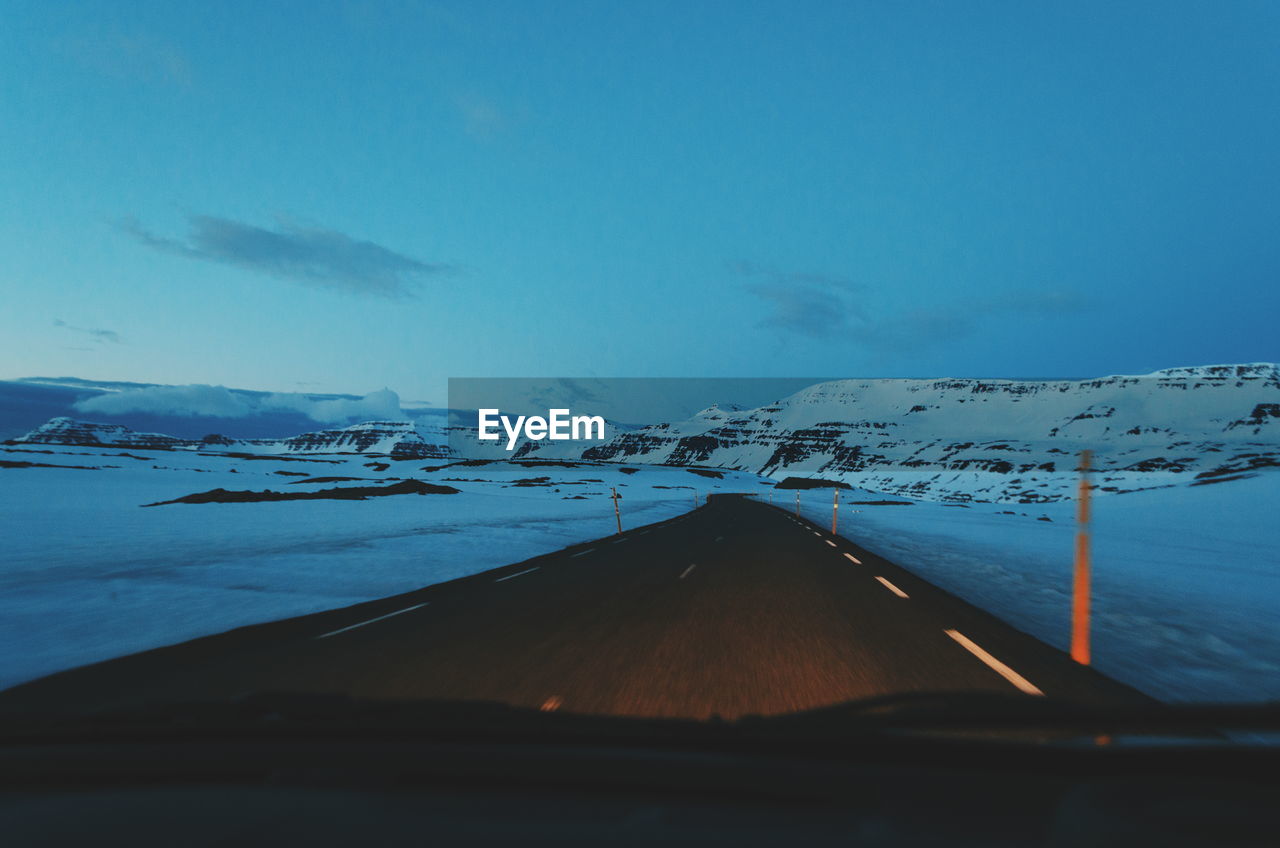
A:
[2, 0, 1277, 403]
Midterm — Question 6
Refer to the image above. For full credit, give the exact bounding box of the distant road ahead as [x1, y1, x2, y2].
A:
[0, 496, 1142, 718]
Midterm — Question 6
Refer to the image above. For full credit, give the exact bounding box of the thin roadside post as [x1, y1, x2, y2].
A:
[1071, 450, 1093, 665]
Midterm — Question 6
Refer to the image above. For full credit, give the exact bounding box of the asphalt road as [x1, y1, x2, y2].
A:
[0, 495, 1144, 718]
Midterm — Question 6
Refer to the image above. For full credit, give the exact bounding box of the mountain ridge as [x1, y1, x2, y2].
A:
[503, 363, 1280, 503]
[9, 364, 1278, 503]
[10, 417, 449, 461]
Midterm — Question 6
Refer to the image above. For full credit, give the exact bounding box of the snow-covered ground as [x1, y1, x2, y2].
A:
[775, 474, 1280, 703]
[0, 446, 767, 690]
[3, 442, 1276, 706]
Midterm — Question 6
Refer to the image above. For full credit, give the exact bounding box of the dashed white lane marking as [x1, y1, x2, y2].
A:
[825, 540, 837, 547]
[315, 603, 428, 639]
[944, 629, 1044, 696]
[611, 538, 627, 544]
[494, 566, 540, 582]
[679, 563, 697, 580]
[874, 576, 909, 598]
[570, 549, 595, 558]
[843, 553, 862, 564]
[812, 531, 822, 537]
[637, 530, 649, 535]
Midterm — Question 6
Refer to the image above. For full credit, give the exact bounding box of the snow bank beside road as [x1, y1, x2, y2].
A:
[0, 448, 767, 690]
[787, 475, 1280, 703]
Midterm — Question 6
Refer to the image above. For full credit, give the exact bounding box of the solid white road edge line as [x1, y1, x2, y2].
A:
[679, 563, 697, 580]
[944, 629, 1044, 696]
[315, 603, 429, 640]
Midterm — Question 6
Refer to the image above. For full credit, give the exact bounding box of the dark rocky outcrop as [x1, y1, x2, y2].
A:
[143, 479, 460, 506]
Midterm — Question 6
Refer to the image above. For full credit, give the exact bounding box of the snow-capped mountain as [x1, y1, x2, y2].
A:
[239, 421, 448, 459]
[0, 377, 423, 442]
[12, 417, 197, 451]
[12, 364, 1279, 503]
[11, 418, 451, 461]
[506, 364, 1280, 503]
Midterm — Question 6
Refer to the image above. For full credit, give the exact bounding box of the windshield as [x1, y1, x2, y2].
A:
[1, 2, 1277, 747]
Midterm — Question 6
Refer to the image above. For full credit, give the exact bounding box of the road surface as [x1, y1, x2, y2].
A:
[0, 495, 1143, 718]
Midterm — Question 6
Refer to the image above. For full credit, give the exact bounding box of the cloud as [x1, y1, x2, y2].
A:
[53, 319, 122, 345]
[53, 27, 191, 86]
[886, 293, 1090, 354]
[854, 290, 1093, 353]
[260, 388, 405, 423]
[848, 308, 977, 353]
[746, 283, 861, 339]
[119, 215, 452, 298]
[72, 385, 407, 423]
[983, 290, 1093, 315]
[738, 260, 1093, 353]
[74, 385, 254, 418]
[454, 90, 507, 139]
[730, 261, 862, 292]
[733, 261, 867, 339]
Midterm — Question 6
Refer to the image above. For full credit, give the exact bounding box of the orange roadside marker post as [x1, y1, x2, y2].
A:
[1071, 450, 1093, 665]
[611, 487, 623, 535]
[795, 492, 800, 516]
[831, 487, 839, 534]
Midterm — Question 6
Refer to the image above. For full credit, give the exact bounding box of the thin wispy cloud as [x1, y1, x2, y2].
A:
[730, 261, 862, 291]
[849, 308, 976, 353]
[53, 27, 191, 86]
[53, 319, 122, 345]
[733, 260, 867, 339]
[983, 290, 1093, 315]
[120, 215, 452, 299]
[738, 260, 1092, 352]
[849, 290, 1092, 354]
[454, 90, 507, 139]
